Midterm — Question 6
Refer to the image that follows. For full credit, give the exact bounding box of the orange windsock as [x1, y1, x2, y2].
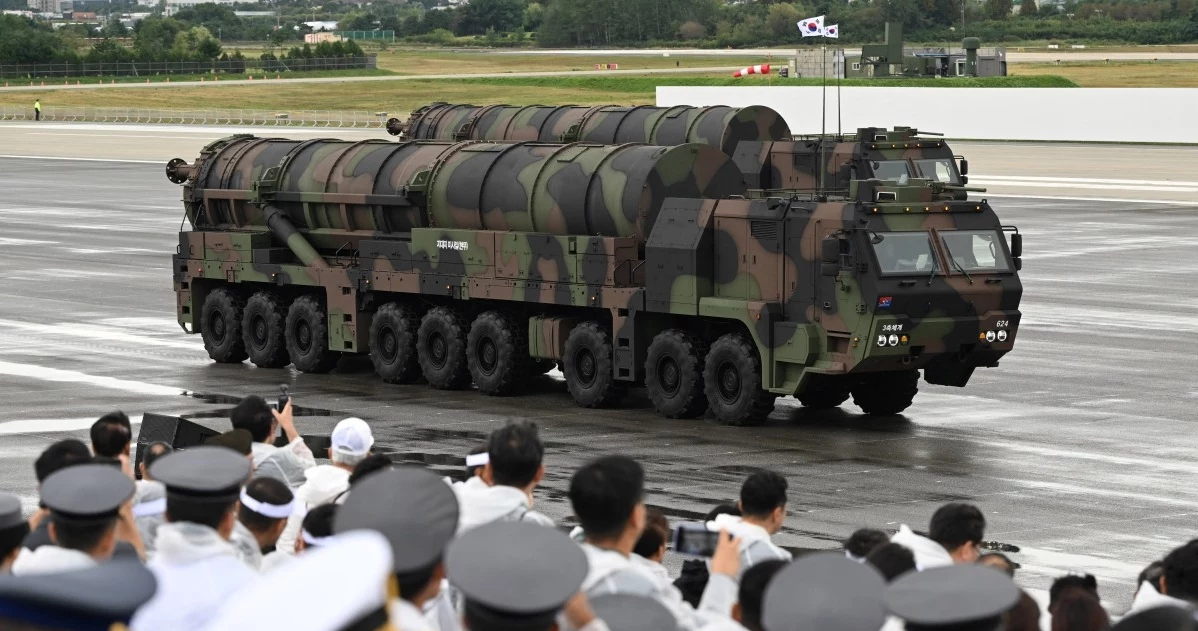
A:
[732, 64, 771, 78]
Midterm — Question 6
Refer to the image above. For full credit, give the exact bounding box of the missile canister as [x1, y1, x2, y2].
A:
[388, 102, 792, 157]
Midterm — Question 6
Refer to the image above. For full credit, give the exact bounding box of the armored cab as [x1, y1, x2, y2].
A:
[170, 135, 1023, 426]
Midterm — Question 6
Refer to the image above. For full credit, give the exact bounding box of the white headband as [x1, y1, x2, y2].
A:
[239, 488, 294, 519]
[466, 453, 489, 467]
[133, 498, 166, 518]
[302, 530, 332, 546]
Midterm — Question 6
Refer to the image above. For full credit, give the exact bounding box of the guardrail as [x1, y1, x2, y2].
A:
[0, 106, 389, 128]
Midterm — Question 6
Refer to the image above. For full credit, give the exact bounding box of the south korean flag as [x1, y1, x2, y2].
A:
[825, 24, 839, 38]
[797, 15, 825, 37]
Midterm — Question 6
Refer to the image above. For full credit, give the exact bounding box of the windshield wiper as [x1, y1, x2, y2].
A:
[941, 242, 974, 284]
[925, 258, 938, 286]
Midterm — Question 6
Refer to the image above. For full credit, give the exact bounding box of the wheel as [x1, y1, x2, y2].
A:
[797, 374, 852, 410]
[417, 307, 471, 390]
[851, 371, 919, 415]
[645, 329, 708, 419]
[285, 295, 341, 374]
[467, 311, 529, 396]
[562, 322, 626, 408]
[242, 291, 290, 368]
[703, 333, 777, 426]
[200, 287, 247, 363]
[369, 302, 421, 384]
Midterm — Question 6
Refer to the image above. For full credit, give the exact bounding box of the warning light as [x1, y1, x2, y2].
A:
[978, 332, 987, 341]
[900, 335, 909, 345]
[878, 296, 893, 308]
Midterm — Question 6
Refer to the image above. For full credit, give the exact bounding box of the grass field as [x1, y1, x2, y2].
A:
[0, 74, 1078, 112]
[1010, 60, 1198, 87]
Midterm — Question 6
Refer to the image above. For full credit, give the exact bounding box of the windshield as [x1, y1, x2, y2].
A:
[871, 232, 941, 276]
[870, 160, 911, 181]
[915, 159, 961, 185]
[940, 230, 1011, 273]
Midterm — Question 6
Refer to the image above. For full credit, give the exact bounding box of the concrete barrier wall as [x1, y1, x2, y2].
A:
[656, 86, 1198, 143]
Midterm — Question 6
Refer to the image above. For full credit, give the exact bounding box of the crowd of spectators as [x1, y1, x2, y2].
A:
[0, 395, 1195, 631]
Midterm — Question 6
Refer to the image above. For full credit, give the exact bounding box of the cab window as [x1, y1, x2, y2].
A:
[869, 160, 911, 181]
[939, 230, 1011, 273]
[915, 159, 960, 185]
[870, 232, 940, 276]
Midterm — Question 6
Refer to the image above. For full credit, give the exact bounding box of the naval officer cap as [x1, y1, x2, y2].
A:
[197, 530, 395, 631]
[885, 564, 1019, 629]
[1111, 606, 1198, 631]
[149, 445, 251, 501]
[0, 556, 157, 630]
[0, 492, 25, 532]
[763, 551, 888, 631]
[590, 594, 680, 631]
[334, 467, 459, 572]
[41, 463, 135, 524]
[446, 521, 588, 627]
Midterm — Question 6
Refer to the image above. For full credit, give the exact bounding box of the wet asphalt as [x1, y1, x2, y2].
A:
[1, 155, 1195, 613]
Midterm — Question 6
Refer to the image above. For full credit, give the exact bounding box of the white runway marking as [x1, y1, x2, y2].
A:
[0, 361, 182, 396]
[0, 154, 159, 164]
[0, 319, 202, 351]
[0, 415, 143, 435]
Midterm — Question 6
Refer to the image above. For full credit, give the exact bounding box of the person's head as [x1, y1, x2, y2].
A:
[928, 502, 986, 563]
[485, 421, 545, 491]
[396, 559, 445, 607]
[979, 552, 1016, 577]
[166, 494, 239, 539]
[297, 503, 337, 555]
[1049, 589, 1109, 631]
[230, 395, 276, 444]
[844, 528, 890, 560]
[733, 560, 787, 631]
[34, 439, 91, 486]
[632, 508, 669, 563]
[329, 417, 374, 470]
[348, 454, 393, 487]
[569, 456, 645, 548]
[238, 477, 294, 549]
[1162, 540, 1198, 602]
[1136, 560, 1164, 597]
[465, 442, 488, 478]
[139, 442, 173, 481]
[41, 464, 133, 563]
[49, 515, 118, 559]
[705, 503, 741, 521]
[1005, 590, 1042, 631]
[89, 412, 132, 458]
[866, 542, 917, 582]
[1050, 574, 1099, 611]
[156, 446, 251, 542]
[0, 494, 30, 572]
[738, 470, 788, 534]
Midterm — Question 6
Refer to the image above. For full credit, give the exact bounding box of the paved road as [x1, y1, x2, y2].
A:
[0, 65, 742, 93]
[1, 130, 1195, 613]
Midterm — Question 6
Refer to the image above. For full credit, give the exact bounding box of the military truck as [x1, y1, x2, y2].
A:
[168, 135, 1023, 425]
[388, 102, 973, 199]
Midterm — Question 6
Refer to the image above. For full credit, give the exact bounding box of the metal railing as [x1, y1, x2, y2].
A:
[0, 56, 377, 79]
[0, 106, 389, 128]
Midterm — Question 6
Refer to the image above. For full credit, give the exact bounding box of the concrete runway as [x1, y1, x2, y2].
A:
[1, 125, 1196, 612]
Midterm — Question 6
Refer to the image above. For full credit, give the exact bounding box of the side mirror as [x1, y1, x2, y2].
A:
[1014, 258, 1023, 271]
[1009, 233, 1022, 258]
[821, 237, 841, 264]
[960, 175, 969, 185]
[959, 158, 969, 175]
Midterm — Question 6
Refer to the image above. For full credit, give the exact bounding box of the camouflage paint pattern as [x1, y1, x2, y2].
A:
[171, 133, 1021, 400]
[390, 102, 791, 157]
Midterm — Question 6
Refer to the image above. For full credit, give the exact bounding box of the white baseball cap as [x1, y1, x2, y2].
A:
[331, 417, 374, 457]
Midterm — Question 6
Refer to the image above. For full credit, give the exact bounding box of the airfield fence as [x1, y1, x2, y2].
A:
[0, 56, 377, 80]
[0, 106, 389, 128]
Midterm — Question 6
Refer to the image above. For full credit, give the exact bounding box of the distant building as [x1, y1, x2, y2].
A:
[304, 20, 339, 31]
[163, 0, 240, 15]
[26, 0, 60, 14]
[304, 31, 340, 43]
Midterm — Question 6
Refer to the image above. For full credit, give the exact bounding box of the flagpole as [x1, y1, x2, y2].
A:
[820, 38, 826, 197]
[837, 46, 842, 137]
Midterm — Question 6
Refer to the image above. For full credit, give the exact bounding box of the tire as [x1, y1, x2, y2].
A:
[417, 307, 471, 390]
[851, 371, 920, 415]
[563, 322, 626, 408]
[797, 374, 852, 410]
[242, 291, 290, 368]
[285, 295, 341, 374]
[368, 302, 421, 384]
[645, 329, 708, 419]
[200, 287, 248, 363]
[703, 333, 777, 426]
[467, 311, 529, 396]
